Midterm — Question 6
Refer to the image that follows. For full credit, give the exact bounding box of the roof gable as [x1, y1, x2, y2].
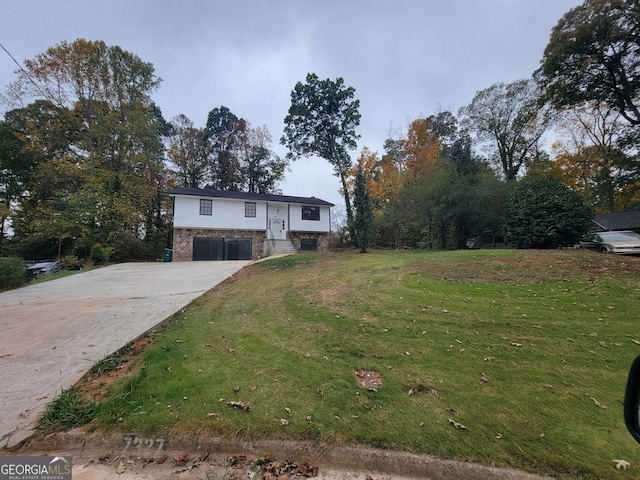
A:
[169, 187, 334, 207]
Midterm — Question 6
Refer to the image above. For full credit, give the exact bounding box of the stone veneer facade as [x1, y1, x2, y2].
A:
[172, 228, 266, 261]
[289, 231, 330, 252]
[172, 228, 330, 261]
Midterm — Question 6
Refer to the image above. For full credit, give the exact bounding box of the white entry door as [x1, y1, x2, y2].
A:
[270, 218, 286, 239]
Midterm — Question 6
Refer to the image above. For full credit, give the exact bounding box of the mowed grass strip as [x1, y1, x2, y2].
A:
[85, 250, 640, 479]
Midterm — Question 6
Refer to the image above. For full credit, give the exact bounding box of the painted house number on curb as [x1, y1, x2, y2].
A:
[122, 434, 168, 454]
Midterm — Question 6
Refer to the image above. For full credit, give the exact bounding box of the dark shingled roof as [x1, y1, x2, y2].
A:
[593, 211, 640, 231]
[168, 187, 334, 207]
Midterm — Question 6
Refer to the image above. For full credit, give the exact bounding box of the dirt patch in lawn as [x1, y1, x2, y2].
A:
[75, 336, 152, 402]
[355, 370, 383, 388]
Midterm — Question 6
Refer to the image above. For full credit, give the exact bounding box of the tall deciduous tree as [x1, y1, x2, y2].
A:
[551, 102, 638, 211]
[239, 125, 287, 194]
[281, 73, 361, 231]
[3, 39, 170, 261]
[404, 119, 442, 182]
[167, 114, 208, 188]
[459, 79, 554, 180]
[205, 106, 246, 191]
[537, 0, 640, 127]
[0, 121, 33, 252]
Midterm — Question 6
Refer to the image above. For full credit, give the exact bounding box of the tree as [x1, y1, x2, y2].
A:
[459, 79, 554, 180]
[167, 114, 209, 188]
[0, 121, 33, 252]
[240, 125, 287, 194]
[281, 73, 361, 233]
[537, 0, 640, 127]
[352, 162, 374, 253]
[3, 39, 170, 260]
[550, 102, 639, 211]
[205, 106, 246, 191]
[505, 174, 594, 249]
[404, 119, 442, 182]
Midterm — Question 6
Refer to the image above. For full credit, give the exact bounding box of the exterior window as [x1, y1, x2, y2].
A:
[302, 206, 320, 221]
[199, 199, 212, 216]
[245, 202, 256, 218]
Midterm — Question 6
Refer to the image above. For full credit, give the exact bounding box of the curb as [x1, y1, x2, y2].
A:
[9, 430, 552, 480]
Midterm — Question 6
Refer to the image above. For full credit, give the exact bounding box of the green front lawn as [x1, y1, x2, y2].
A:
[57, 250, 640, 479]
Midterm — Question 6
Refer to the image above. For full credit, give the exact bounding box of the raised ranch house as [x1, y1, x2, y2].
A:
[169, 187, 334, 261]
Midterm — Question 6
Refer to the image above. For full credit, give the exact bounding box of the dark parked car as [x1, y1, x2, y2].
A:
[578, 230, 640, 255]
[25, 261, 63, 279]
[625, 355, 640, 444]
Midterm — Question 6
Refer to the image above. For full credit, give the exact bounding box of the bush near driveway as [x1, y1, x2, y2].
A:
[0, 256, 25, 290]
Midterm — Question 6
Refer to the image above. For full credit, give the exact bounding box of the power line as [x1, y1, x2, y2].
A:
[0, 41, 53, 103]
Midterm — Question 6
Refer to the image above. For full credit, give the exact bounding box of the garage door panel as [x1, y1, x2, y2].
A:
[193, 237, 250, 261]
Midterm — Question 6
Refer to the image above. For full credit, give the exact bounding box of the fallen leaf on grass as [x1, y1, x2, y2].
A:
[249, 385, 256, 391]
[613, 459, 630, 470]
[278, 418, 289, 426]
[511, 343, 522, 347]
[227, 401, 252, 412]
[480, 375, 489, 383]
[633, 340, 640, 345]
[449, 418, 466, 430]
[591, 397, 608, 409]
[206, 412, 220, 418]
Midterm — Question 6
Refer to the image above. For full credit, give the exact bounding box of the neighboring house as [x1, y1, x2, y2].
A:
[592, 211, 640, 234]
[169, 187, 334, 261]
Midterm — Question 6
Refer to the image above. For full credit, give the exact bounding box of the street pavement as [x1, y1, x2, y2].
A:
[0, 260, 248, 448]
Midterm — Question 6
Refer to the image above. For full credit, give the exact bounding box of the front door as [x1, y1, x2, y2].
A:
[270, 218, 286, 240]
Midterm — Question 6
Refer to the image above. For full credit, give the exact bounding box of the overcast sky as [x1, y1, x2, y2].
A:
[1, 0, 582, 209]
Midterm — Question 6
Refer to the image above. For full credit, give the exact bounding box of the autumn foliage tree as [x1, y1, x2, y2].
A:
[549, 102, 639, 212]
[2, 39, 171, 261]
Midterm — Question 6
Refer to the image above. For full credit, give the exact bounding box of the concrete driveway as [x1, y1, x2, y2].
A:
[0, 260, 249, 448]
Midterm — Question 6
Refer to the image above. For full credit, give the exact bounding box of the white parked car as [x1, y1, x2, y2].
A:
[579, 230, 640, 255]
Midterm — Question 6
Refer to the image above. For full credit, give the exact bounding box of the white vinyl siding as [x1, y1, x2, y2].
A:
[289, 204, 331, 232]
[173, 196, 267, 230]
[173, 195, 331, 233]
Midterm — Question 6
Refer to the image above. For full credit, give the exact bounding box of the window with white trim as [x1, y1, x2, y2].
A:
[302, 206, 320, 221]
[245, 202, 256, 217]
[200, 199, 212, 215]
